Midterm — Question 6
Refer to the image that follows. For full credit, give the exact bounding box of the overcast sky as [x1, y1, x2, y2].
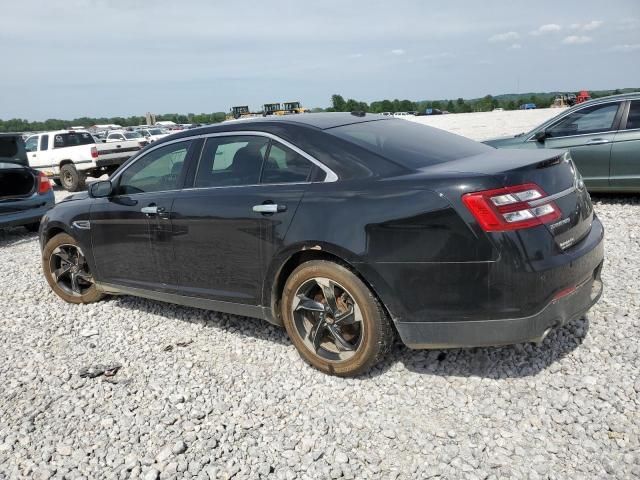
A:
[1, 0, 639, 120]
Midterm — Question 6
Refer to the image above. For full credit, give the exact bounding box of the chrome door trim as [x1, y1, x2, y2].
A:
[110, 130, 339, 186]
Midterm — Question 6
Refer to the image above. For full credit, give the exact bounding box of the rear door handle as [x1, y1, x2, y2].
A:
[253, 204, 286, 214]
[586, 139, 610, 145]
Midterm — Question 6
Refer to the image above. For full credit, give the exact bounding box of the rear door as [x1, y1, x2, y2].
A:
[542, 101, 624, 190]
[170, 134, 312, 305]
[610, 100, 640, 189]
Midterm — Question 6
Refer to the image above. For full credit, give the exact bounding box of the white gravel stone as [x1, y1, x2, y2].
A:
[1, 117, 639, 478]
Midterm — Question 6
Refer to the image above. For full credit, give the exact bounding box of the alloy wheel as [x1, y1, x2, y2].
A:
[291, 277, 363, 361]
[48, 244, 94, 296]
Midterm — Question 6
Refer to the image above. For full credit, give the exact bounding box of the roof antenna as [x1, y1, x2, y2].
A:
[350, 111, 366, 117]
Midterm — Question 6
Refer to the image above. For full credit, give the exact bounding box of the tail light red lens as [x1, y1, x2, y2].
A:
[37, 172, 52, 195]
[91, 146, 99, 159]
[462, 183, 561, 231]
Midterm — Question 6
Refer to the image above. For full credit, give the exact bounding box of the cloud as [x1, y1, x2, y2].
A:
[563, 35, 592, 45]
[610, 44, 640, 52]
[348, 53, 363, 58]
[582, 20, 603, 31]
[509, 43, 522, 50]
[530, 24, 562, 35]
[571, 20, 603, 31]
[422, 52, 454, 61]
[489, 31, 519, 42]
[390, 49, 405, 55]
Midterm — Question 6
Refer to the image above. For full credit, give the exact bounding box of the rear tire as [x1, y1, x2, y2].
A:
[281, 260, 394, 377]
[24, 222, 40, 232]
[59, 164, 86, 192]
[42, 233, 104, 304]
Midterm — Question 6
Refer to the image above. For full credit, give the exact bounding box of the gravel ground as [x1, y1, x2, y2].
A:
[1, 114, 639, 479]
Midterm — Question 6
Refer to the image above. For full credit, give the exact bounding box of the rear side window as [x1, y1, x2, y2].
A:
[53, 132, 95, 148]
[194, 136, 269, 188]
[40, 135, 49, 151]
[546, 102, 620, 137]
[261, 141, 312, 184]
[624, 101, 640, 130]
[327, 119, 490, 169]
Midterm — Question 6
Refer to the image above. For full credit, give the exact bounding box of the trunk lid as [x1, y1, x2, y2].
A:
[0, 134, 29, 166]
[0, 164, 37, 214]
[426, 148, 593, 251]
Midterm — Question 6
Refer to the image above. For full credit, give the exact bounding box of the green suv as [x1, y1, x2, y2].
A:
[484, 93, 640, 192]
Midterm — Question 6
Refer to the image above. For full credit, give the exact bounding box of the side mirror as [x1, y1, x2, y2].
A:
[89, 180, 113, 198]
[533, 130, 547, 143]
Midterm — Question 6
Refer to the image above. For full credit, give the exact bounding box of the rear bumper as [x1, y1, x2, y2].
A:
[397, 259, 603, 349]
[0, 195, 54, 228]
[95, 157, 127, 168]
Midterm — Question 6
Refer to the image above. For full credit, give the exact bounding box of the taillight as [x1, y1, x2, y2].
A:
[91, 146, 99, 158]
[462, 183, 561, 231]
[37, 172, 51, 195]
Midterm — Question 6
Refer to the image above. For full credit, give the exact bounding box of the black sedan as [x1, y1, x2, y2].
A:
[1, 133, 55, 231]
[39, 113, 604, 376]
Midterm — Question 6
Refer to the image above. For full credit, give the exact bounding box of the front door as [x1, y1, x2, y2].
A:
[90, 139, 194, 290]
[542, 101, 624, 190]
[170, 134, 314, 305]
[610, 100, 640, 189]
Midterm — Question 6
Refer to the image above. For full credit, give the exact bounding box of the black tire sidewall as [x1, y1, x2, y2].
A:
[281, 260, 387, 376]
[60, 164, 85, 192]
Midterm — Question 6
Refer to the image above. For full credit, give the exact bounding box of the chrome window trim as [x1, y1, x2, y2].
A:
[110, 130, 338, 189]
[525, 101, 622, 142]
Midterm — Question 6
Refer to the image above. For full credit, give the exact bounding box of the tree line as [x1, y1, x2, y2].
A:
[0, 112, 227, 133]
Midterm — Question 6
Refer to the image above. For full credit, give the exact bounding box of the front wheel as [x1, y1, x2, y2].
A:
[42, 233, 104, 304]
[281, 260, 394, 376]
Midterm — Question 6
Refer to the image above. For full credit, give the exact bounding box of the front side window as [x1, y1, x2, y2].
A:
[194, 136, 269, 188]
[117, 141, 191, 194]
[546, 103, 620, 138]
[624, 100, 640, 130]
[25, 136, 38, 152]
[261, 141, 312, 184]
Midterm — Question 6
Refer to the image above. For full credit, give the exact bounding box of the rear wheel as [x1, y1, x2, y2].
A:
[24, 222, 40, 232]
[281, 260, 393, 376]
[42, 233, 104, 304]
[59, 164, 86, 192]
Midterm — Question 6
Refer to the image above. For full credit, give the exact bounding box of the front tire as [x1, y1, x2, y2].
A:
[59, 164, 86, 192]
[24, 221, 40, 232]
[42, 233, 104, 304]
[281, 260, 393, 377]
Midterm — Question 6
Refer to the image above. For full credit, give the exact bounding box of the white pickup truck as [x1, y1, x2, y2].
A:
[24, 130, 147, 191]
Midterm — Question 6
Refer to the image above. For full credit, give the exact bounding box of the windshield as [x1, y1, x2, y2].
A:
[148, 129, 163, 135]
[327, 119, 489, 169]
[124, 132, 143, 139]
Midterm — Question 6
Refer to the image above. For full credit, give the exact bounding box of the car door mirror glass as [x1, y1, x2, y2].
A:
[89, 180, 113, 198]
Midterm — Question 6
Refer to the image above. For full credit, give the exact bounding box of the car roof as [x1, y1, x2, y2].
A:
[579, 91, 640, 106]
[210, 113, 391, 132]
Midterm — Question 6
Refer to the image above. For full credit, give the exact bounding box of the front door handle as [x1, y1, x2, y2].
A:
[586, 139, 610, 145]
[252, 204, 286, 214]
[141, 206, 161, 215]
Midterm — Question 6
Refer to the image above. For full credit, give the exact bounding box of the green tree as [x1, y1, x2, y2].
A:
[331, 94, 347, 112]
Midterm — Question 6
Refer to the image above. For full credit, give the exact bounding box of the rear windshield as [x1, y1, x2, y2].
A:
[327, 119, 490, 168]
[53, 132, 95, 148]
[0, 137, 19, 158]
[124, 132, 143, 139]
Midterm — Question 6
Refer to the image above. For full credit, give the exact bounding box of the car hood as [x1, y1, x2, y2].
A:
[59, 191, 90, 203]
[482, 133, 528, 147]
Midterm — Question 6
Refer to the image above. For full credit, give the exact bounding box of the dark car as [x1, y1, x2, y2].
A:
[1, 133, 55, 231]
[39, 113, 604, 376]
[485, 93, 640, 192]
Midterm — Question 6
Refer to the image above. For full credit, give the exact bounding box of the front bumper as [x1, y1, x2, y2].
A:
[396, 260, 603, 349]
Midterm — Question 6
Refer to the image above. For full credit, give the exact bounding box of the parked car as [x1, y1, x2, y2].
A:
[485, 93, 640, 192]
[520, 103, 537, 110]
[105, 130, 148, 145]
[1, 134, 54, 231]
[137, 127, 170, 143]
[39, 113, 604, 376]
[24, 130, 144, 191]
